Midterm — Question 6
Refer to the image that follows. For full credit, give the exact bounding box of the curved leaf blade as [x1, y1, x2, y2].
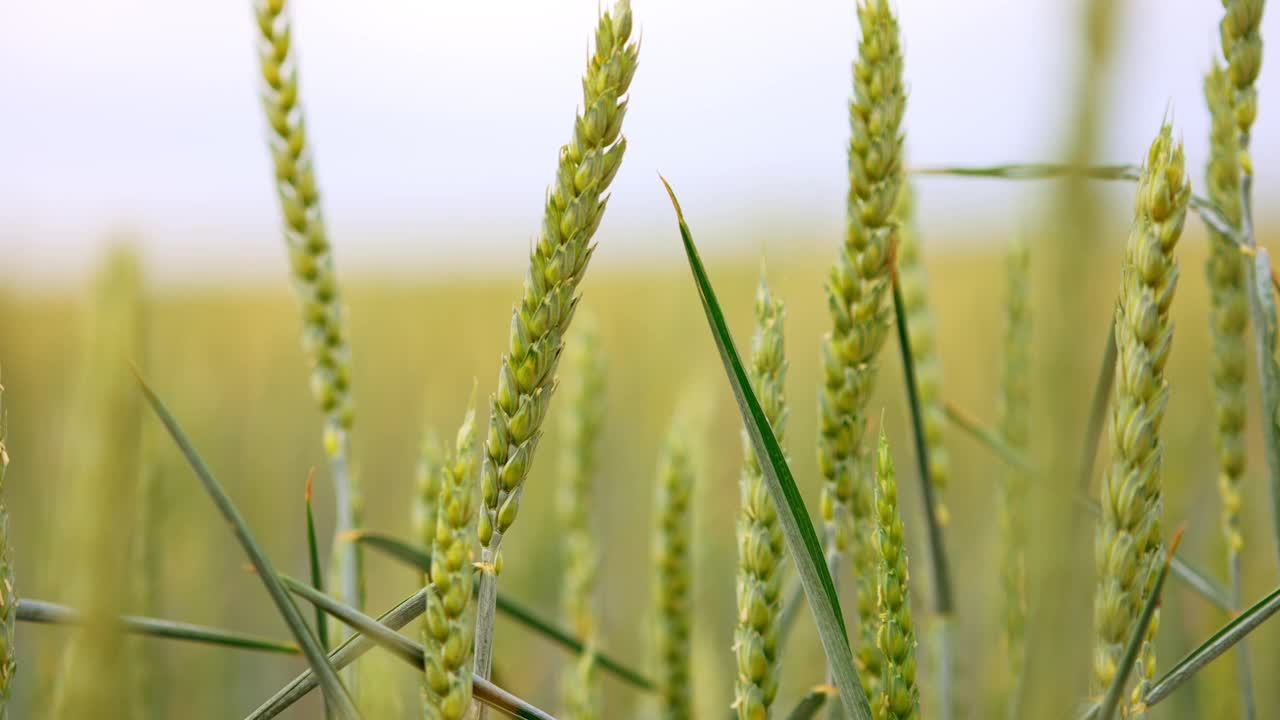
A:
[662, 177, 872, 720]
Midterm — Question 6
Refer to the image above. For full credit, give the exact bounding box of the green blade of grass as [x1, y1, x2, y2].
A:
[1248, 248, 1280, 571]
[782, 686, 835, 720]
[246, 588, 427, 719]
[890, 276, 954, 614]
[278, 575, 556, 720]
[133, 371, 360, 720]
[662, 176, 872, 720]
[1143, 582, 1280, 709]
[304, 470, 332, 720]
[1092, 530, 1182, 720]
[941, 400, 1232, 612]
[18, 598, 301, 655]
[1080, 326, 1117, 493]
[348, 529, 655, 692]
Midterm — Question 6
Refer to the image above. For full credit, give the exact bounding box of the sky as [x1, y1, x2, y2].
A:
[3, 0, 1278, 284]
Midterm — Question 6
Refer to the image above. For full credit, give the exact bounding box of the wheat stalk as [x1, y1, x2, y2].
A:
[253, 0, 364, 633]
[472, 0, 637, 699]
[50, 247, 145, 718]
[422, 399, 479, 720]
[558, 317, 606, 720]
[817, 0, 904, 696]
[733, 272, 789, 720]
[1090, 123, 1188, 714]
[896, 182, 950, 528]
[873, 429, 919, 720]
[654, 423, 693, 720]
[997, 237, 1031, 720]
[0, 369, 13, 720]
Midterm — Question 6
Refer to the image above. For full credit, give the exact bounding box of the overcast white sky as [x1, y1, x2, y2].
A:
[3, 0, 1278, 284]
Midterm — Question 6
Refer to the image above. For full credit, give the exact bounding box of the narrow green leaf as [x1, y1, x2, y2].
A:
[350, 529, 656, 692]
[1095, 531, 1181, 720]
[133, 372, 360, 720]
[246, 588, 426, 719]
[1249, 248, 1280, 571]
[890, 277, 954, 614]
[942, 401, 1232, 612]
[304, 471, 332, 720]
[782, 686, 834, 720]
[662, 177, 872, 720]
[1143, 582, 1280, 708]
[17, 598, 301, 655]
[911, 162, 1139, 181]
[279, 575, 557, 720]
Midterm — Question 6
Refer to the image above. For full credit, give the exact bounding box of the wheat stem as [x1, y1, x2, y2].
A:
[472, 4, 637, 700]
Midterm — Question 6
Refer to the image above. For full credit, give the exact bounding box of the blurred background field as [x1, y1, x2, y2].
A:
[4, 221, 1280, 717]
[7, 0, 1280, 717]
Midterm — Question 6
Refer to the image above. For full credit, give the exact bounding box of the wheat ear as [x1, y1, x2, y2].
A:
[253, 0, 364, 631]
[997, 237, 1030, 720]
[655, 423, 694, 720]
[415, 429, 446, 580]
[558, 318, 606, 720]
[1090, 123, 1188, 711]
[873, 429, 919, 720]
[818, 0, 904, 696]
[472, 0, 637, 698]
[422, 398, 479, 720]
[0, 370, 13, 719]
[50, 247, 145, 718]
[733, 272, 789, 720]
[896, 182, 950, 528]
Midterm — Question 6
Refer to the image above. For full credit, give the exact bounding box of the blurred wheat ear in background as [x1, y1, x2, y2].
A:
[654, 416, 694, 720]
[49, 247, 145, 719]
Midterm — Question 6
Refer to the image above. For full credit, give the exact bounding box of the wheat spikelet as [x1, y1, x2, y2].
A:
[0, 370, 13, 719]
[817, 0, 903, 695]
[253, 0, 364, 628]
[896, 181, 950, 527]
[1205, 63, 1248, 594]
[51, 246, 145, 718]
[873, 429, 919, 720]
[733, 273, 788, 720]
[654, 423, 693, 720]
[1090, 123, 1189, 712]
[558, 317, 606, 720]
[422, 399, 479, 720]
[1220, 0, 1264, 149]
[473, 0, 637, 693]
[997, 238, 1031, 720]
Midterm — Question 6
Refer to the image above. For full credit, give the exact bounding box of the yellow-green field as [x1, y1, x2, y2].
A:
[2, 220, 1276, 717]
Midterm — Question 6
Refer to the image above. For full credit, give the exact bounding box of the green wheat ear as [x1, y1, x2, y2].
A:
[422, 396, 479, 720]
[734, 271, 788, 720]
[873, 429, 919, 720]
[0, 369, 13, 719]
[558, 316, 606, 720]
[654, 420, 694, 720]
[414, 428, 446, 577]
[818, 0, 905, 698]
[472, 0, 638, 696]
[253, 0, 364, 631]
[997, 237, 1031, 720]
[51, 246, 146, 718]
[1091, 122, 1189, 712]
[895, 180, 950, 528]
